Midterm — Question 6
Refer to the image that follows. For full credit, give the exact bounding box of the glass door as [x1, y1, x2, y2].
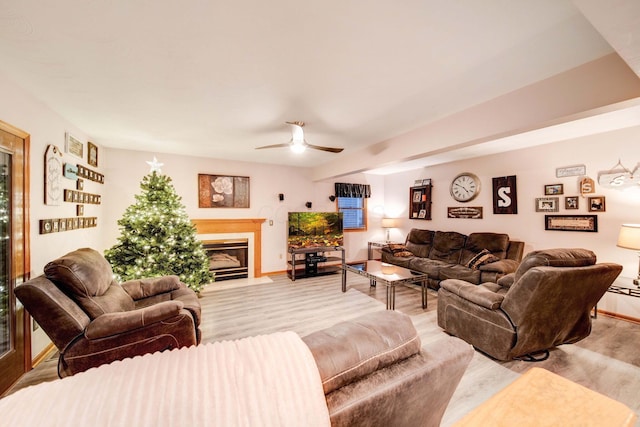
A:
[0, 121, 29, 395]
[0, 152, 10, 358]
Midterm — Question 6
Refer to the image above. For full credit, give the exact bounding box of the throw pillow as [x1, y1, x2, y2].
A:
[466, 249, 500, 270]
[387, 244, 413, 258]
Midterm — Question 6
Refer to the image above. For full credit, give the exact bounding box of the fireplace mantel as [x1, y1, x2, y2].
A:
[192, 218, 266, 278]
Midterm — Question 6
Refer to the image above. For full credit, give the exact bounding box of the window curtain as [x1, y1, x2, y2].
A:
[334, 182, 371, 198]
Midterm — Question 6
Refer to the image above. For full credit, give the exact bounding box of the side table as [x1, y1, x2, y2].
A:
[368, 241, 399, 260]
[594, 283, 640, 318]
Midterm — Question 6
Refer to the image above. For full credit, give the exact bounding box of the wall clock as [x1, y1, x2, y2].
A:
[450, 172, 480, 202]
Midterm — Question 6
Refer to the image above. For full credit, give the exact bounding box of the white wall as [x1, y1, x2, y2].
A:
[383, 125, 640, 318]
[3, 64, 639, 360]
[102, 148, 384, 272]
[0, 72, 105, 357]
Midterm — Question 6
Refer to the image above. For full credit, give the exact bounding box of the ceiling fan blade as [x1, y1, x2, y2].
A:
[306, 143, 344, 153]
[255, 143, 291, 150]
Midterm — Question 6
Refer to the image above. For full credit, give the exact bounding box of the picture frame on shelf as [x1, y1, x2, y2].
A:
[535, 197, 559, 212]
[418, 209, 426, 218]
[564, 196, 579, 210]
[412, 190, 422, 203]
[588, 196, 606, 212]
[544, 184, 563, 195]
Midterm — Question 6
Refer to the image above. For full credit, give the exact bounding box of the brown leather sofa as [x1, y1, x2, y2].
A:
[437, 248, 622, 361]
[303, 310, 474, 427]
[16, 248, 201, 377]
[382, 228, 524, 289]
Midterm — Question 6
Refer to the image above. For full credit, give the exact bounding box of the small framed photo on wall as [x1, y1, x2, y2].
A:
[88, 142, 98, 167]
[544, 184, 563, 195]
[588, 196, 606, 212]
[565, 196, 579, 210]
[535, 197, 559, 212]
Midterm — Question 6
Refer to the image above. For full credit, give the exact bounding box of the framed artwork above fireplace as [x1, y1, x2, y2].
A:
[198, 174, 250, 208]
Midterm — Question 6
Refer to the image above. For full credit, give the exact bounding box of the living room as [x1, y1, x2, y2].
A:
[1, 0, 640, 424]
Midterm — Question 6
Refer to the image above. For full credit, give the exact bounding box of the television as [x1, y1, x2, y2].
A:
[288, 212, 343, 249]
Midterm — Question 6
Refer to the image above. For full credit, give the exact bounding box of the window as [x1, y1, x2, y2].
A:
[337, 197, 367, 231]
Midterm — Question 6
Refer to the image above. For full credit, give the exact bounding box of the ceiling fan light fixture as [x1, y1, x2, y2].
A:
[290, 142, 306, 153]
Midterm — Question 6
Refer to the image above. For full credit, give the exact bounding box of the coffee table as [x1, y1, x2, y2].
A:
[341, 260, 428, 310]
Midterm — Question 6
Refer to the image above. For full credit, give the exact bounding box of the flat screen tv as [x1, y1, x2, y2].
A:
[288, 212, 343, 249]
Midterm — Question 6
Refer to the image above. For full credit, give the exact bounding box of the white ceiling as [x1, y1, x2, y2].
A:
[0, 0, 637, 174]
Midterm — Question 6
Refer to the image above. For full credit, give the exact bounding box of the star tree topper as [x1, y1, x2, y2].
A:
[146, 157, 164, 173]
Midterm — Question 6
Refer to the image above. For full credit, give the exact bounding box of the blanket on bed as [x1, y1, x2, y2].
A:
[0, 331, 330, 426]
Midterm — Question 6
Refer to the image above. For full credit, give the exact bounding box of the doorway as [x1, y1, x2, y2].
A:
[0, 120, 30, 395]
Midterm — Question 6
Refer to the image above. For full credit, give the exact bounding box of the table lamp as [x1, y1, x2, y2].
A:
[381, 218, 398, 243]
[617, 224, 640, 286]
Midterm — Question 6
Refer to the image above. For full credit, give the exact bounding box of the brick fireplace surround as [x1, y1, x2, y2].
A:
[192, 218, 265, 278]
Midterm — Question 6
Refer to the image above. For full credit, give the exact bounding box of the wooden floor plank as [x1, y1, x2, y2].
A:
[5, 273, 640, 425]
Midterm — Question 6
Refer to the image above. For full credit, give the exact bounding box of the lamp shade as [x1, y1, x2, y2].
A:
[617, 224, 640, 250]
[381, 218, 398, 228]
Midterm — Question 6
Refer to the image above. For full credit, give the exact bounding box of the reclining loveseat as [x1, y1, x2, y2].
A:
[382, 228, 524, 289]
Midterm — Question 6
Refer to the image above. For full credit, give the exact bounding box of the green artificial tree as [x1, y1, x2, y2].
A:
[105, 167, 213, 293]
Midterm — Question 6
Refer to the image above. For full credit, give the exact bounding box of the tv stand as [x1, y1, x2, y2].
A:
[287, 246, 345, 281]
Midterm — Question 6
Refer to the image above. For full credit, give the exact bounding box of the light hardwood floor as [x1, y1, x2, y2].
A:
[6, 273, 640, 426]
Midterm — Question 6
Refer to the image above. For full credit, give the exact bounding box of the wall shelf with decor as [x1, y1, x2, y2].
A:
[409, 183, 432, 220]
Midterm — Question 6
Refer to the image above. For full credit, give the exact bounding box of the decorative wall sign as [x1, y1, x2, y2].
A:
[44, 144, 63, 205]
[579, 177, 595, 196]
[76, 164, 104, 183]
[556, 164, 586, 178]
[492, 175, 517, 214]
[39, 217, 98, 234]
[597, 160, 639, 189]
[448, 206, 483, 219]
[535, 197, 559, 212]
[198, 174, 250, 208]
[88, 141, 98, 167]
[65, 132, 84, 159]
[64, 189, 101, 205]
[544, 215, 598, 232]
[63, 163, 78, 180]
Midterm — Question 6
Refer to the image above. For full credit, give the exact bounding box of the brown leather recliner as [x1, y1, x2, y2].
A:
[437, 248, 622, 361]
[303, 310, 474, 427]
[16, 248, 202, 377]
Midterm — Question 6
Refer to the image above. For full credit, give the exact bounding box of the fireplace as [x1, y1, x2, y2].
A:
[192, 218, 266, 279]
[204, 239, 249, 281]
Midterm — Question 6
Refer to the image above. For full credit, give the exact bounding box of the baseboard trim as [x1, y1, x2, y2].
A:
[32, 343, 56, 368]
[596, 309, 640, 325]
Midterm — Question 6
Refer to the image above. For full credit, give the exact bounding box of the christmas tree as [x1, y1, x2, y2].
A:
[105, 163, 213, 293]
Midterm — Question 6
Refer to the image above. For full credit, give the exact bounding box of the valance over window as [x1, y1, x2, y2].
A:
[334, 183, 371, 198]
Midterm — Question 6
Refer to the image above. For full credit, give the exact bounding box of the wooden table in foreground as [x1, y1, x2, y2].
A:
[453, 367, 637, 427]
[341, 260, 428, 310]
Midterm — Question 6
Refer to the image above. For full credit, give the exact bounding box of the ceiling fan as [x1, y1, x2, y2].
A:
[256, 121, 344, 154]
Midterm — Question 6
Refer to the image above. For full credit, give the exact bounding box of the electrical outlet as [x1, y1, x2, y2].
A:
[269, 219, 273, 226]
